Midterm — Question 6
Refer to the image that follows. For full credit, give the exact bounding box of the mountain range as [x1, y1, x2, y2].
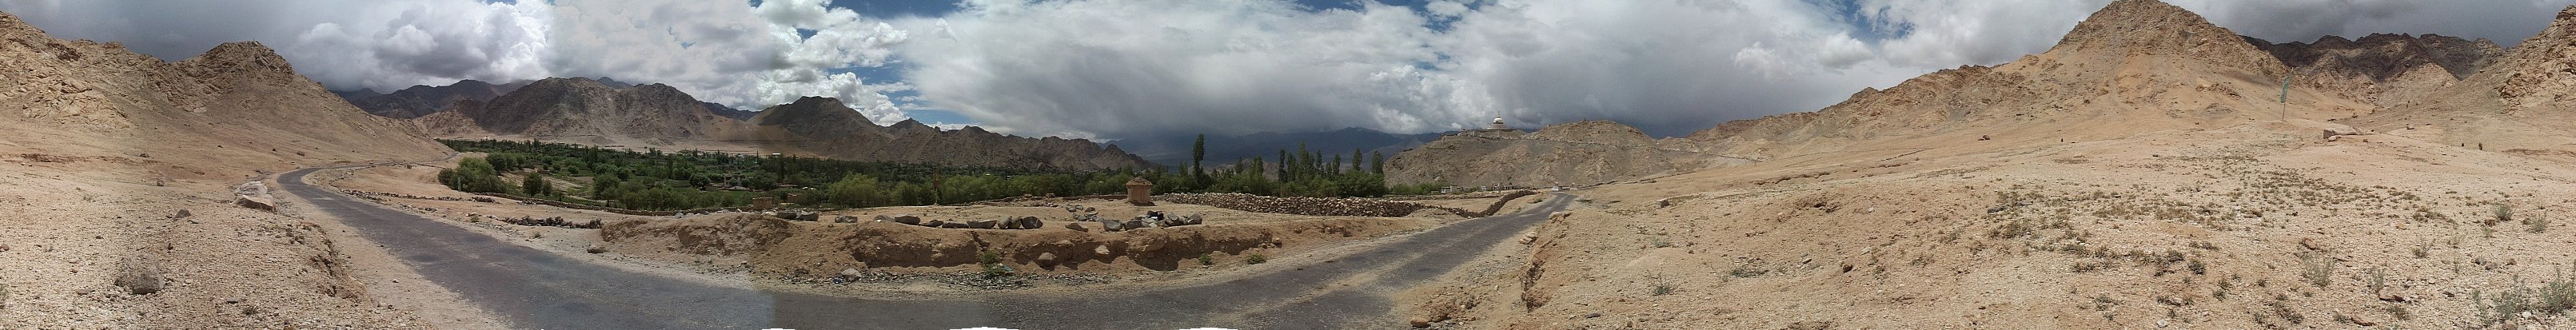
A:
[1388, 0, 2530, 188]
[363, 77, 1150, 171]
[1111, 127, 1442, 169]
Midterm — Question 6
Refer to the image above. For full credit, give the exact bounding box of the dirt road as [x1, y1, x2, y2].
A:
[281, 167, 1573, 329]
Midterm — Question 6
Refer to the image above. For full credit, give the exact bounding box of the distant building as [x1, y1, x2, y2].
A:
[1484, 115, 1510, 130]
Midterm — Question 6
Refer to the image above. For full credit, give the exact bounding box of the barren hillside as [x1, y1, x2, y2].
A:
[1384, 121, 1741, 188]
[2345, 7, 2576, 161]
[2249, 34, 2504, 108]
[733, 96, 1154, 171]
[406, 82, 1154, 171]
[1398, 1, 2576, 328]
[0, 10, 453, 328]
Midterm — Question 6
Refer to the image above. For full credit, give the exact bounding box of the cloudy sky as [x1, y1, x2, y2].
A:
[5, 0, 2572, 141]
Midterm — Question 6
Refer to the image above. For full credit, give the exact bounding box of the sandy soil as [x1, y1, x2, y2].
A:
[1399, 119, 2576, 328]
[0, 157, 440, 328]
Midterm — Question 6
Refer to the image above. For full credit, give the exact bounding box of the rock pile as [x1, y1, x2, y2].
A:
[501, 216, 603, 229]
[875, 214, 1047, 230]
[1091, 212, 1203, 232]
[1159, 193, 1469, 217]
[768, 211, 822, 221]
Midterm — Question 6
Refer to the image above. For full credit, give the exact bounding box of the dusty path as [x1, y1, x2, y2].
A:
[281, 166, 1574, 329]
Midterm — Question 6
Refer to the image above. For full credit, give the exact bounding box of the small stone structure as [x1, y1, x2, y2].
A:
[1125, 177, 1155, 206]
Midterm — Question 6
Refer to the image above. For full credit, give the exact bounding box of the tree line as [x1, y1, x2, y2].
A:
[434, 138, 1445, 211]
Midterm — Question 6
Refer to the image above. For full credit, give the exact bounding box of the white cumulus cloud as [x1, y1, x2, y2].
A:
[12, 0, 2576, 141]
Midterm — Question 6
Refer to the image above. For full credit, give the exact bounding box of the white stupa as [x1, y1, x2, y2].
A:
[1485, 115, 1510, 130]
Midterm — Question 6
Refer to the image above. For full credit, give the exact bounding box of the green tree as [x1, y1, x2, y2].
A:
[827, 173, 885, 207]
[441, 157, 509, 193]
[521, 172, 552, 197]
[591, 175, 622, 198]
[1370, 152, 1386, 174]
[1352, 149, 1365, 173]
[1191, 134, 1206, 176]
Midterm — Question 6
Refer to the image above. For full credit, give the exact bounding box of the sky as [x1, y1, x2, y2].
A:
[5, 0, 2573, 141]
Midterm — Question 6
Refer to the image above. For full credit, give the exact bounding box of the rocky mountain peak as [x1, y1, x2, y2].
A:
[187, 42, 294, 73]
[2050, 0, 2279, 74]
[891, 118, 931, 130]
[0, 11, 44, 41]
[2251, 33, 2502, 82]
[2496, 6, 2576, 109]
[752, 96, 874, 127]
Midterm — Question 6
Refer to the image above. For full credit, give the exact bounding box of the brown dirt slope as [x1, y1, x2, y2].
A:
[2249, 34, 2504, 108]
[0, 10, 448, 328]
[735, 96, 1154, 171]
[2347, 6, 2576, 161]
[1398, 1, 2576, 328]
[1385, 120, 1746, 188]
[1683, 0, 2347, 164]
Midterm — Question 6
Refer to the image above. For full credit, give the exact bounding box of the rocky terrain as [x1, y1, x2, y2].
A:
[401, 82, 1153, 171]
[0, 10, 457, 328]
[2343, 6, 2576, 162]
[332, 79, 528, 119]
[337, 78, 754, 121]
[2249, 34, 2505, 108]
[1393, 1, 2576, 328]
[425, 77, 756, 146]
[733, 97, 1154, 171]
[1384, 120, 1745, 188]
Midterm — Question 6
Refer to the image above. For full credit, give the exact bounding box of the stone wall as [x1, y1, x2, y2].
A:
[1158, 193, 1478, 218]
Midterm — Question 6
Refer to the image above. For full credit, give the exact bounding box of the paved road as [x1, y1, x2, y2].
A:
[281, 167, 1573, 329]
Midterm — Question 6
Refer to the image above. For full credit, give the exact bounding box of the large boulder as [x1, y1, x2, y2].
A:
[234, 195, 275, 211]
[1014, 217, 1043, 229]
[892, 215, 923, 225]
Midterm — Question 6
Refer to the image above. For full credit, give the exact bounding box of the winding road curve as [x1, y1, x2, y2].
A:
[280, 166, 1573, 329]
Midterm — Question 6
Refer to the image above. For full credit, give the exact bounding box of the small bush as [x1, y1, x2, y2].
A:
[2475, 277, 2534, 324]
[1244, 253, 1268, 264]
[2071, 260, 2111, 272]
[1651, 284, 1674, 296]
[975, 249, 1012, 276]
[2543, 268, 2576, 315]
[979, 249, 1003, 265]
[2267, 295, 2304, 324]
[1198, 252, 1215, 265]
[1729, 264, 1769, 277]
[2300, 253, 2335, 288]
[2491, 204, 2513, 226]
[1990, 220, 2036, 239]
[114, 260, 163, 295]
[2367, 267, 2387, 295]
[2528, 212, 2552, 233]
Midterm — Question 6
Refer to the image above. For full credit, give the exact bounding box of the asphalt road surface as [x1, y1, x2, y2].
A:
[280, 167, 1574, 329]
